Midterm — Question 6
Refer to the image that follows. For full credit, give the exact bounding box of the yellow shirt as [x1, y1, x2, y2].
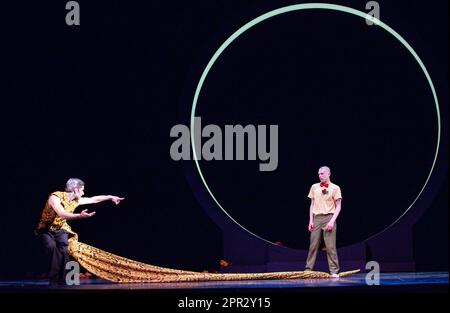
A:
[36, 191, 79, 233]
[307, 182, 342, 215]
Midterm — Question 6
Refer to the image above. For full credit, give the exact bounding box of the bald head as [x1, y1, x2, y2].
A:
[318, 166, 331, 183]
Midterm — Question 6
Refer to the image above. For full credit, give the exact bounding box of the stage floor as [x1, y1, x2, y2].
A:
[0, 272, 448, 293]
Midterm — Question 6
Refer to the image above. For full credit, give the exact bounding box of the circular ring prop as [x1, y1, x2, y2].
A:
[190, 3, 441, 246]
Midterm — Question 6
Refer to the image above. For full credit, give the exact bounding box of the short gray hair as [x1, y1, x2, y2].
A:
[65, 178, 85, 192]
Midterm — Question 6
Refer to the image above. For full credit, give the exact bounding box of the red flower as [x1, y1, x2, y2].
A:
[322, 189, 327, 194]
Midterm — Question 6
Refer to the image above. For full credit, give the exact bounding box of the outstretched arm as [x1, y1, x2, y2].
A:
[78, 195, 124, 206]
[48, 195, 95, 220]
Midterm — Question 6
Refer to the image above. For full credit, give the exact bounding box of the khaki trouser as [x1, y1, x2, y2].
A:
[305, 214, 339, 274]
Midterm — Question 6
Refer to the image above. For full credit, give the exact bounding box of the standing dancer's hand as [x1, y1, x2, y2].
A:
[308, 222, 314, 232]
[325, 221, 335, 231]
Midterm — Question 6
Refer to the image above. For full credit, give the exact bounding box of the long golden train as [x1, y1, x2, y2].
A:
[68, 233, 360, 283]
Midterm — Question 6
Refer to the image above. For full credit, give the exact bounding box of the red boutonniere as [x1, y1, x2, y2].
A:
[320, 183, 329, 195]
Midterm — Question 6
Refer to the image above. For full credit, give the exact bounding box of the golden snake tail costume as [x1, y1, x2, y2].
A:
[68, 234, 360, 283]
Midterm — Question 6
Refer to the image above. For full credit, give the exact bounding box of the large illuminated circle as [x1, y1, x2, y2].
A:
[190, 3, 441, 246]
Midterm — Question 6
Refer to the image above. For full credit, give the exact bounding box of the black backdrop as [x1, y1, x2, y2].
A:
[0, 0, 447, 279]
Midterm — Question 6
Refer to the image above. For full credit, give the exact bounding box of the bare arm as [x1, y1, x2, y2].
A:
[48, 195, 95, 220]
[308, 199, 315, 232]
[325, 198, 342, 231]
[330, 198, 341, 224]
[78, 195, 124, 206]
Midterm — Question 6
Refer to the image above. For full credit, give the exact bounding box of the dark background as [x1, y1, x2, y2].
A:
[0, 0, 447, 279]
